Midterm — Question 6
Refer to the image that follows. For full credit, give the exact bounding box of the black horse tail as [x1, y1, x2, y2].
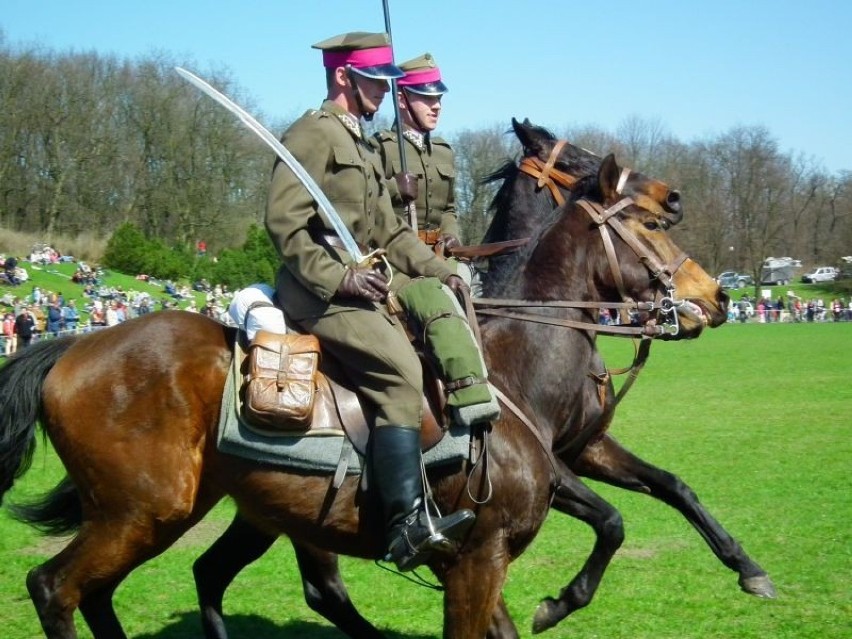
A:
[0, 337, 76, 503]
[8, 475, 83, 535]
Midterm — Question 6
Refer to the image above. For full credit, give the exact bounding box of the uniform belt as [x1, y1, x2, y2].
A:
[313, 231, 369, 254]
[418, 229, 442, 246]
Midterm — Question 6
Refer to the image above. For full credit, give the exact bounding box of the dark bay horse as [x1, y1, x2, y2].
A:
[0, 154, 727, 639]
[479, 120, 776, 635]
[181, 120, 773, 638]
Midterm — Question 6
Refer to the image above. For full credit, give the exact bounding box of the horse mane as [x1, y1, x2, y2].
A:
[481, 161, 521, 244]
[481, 169, 602, 298]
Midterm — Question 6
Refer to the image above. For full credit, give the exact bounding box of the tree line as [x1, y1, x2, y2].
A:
[1, 39, 849, 282]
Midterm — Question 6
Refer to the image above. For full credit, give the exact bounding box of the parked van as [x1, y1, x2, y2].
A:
[801, 266, 838, 283]
[760, 257, 801, 285]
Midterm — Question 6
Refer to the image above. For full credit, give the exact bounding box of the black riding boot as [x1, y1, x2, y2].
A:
[370, 425, 475, 571]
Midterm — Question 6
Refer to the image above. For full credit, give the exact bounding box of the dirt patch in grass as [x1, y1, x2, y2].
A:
[16, 517, 229, 558]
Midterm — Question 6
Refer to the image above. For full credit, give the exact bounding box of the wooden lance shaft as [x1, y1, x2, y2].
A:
[381, 0, 418, 232]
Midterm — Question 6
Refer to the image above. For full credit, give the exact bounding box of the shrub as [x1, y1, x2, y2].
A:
[210, 224, 278, 289]
[102, 223, 149, 274]
[102, 222, 279, 288]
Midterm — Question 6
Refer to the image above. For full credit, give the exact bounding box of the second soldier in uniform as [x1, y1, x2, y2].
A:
[372, 53, 461, 254]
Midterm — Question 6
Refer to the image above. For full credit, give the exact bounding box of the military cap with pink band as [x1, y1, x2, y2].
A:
[396, 53, 448, 96]
[312, 31, 404, 80]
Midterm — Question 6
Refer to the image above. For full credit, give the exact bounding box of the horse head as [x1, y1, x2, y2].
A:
[520, 153, 727, 339]
[512, 117, 683, 221]
[482, 118, 685, 297]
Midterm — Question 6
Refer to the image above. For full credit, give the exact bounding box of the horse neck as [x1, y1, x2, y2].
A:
[481, 170, 559, 298]
[482, 313, 599, 445]
[481, 207, 604, 442]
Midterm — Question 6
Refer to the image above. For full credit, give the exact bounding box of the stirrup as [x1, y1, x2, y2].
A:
[385, 508, 476, 572]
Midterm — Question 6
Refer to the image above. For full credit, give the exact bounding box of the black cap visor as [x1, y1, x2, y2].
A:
[349, 63, 404, 81]
[402, 80, 448, 96]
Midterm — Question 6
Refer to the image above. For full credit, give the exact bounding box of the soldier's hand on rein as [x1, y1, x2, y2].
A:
[337, 267, 390, 303]
[444, 274, 470, 298]
[393, 172, 419, 204]
[439, 233, 462, 254]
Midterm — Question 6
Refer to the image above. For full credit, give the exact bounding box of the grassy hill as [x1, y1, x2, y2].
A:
[1, 260, 212, 333]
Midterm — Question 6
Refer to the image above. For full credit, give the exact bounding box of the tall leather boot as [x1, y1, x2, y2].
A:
[370, 425, 475, 571]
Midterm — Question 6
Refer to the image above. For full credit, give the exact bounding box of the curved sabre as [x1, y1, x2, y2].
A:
[175, 66, 366, 264]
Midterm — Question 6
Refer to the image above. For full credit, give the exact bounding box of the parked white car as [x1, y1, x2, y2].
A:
[730, 299, 755, 320]
[801, 266, 838, 283]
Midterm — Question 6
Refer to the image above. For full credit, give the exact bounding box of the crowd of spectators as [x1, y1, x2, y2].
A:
[729, 293, 852, 323]
[1, 247, 233, 356]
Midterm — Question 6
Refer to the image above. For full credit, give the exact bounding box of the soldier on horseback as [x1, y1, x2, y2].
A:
[264, 32, 489, 571]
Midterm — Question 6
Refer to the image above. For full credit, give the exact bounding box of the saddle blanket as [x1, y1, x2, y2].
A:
[217, 354, 471, 474]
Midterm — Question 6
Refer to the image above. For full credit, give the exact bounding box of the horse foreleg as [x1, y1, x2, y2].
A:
[292, 541, 386, 639]
[438, 542, 509, 639]
[575, 434, 776, 598]
[485, 594, 520, 639]
[530, 464, 624, 634]
[194, 513, 384, 639]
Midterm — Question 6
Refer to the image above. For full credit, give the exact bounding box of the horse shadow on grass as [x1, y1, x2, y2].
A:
[136, 612, 436, 639]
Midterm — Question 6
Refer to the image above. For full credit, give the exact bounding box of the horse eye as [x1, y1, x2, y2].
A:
[644, 221, 661, 231]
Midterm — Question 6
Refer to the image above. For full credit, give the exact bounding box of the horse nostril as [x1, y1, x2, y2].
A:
[666, 190, 681, 213]
[718, 288, 730, 311]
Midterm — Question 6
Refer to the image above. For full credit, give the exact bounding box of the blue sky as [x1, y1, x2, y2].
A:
[3, 0, 850, 173]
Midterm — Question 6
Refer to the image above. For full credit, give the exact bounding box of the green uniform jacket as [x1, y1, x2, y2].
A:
[265, 101, 454, 320]
[371, 129, 459, 237]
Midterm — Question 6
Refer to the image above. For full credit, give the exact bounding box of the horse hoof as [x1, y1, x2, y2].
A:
[739, 574, 777, 599]
[531, 598, 562, 634]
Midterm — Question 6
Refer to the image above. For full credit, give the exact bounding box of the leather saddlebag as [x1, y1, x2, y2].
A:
[243, 330, 320, 431]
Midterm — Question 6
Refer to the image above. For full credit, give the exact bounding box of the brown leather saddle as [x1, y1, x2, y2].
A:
[236, 330, 449, 457]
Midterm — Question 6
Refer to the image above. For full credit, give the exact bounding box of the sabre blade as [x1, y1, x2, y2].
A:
[174, 66, 366, 264]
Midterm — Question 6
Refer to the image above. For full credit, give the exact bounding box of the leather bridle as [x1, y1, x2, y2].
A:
[474, 194, 694, 340]
[517, 140, 577, 206]
[481, 138, 697, 339]
[518, 139, 674, 216]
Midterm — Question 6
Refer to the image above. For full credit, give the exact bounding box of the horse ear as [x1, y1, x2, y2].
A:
[597, 154, 621, 201]
[512, 118, 533, 146]
[512, 117, 546, 156]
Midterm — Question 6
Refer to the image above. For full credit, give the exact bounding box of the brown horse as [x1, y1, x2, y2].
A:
[0, 153, 726, 639]
[183, 120, 773, 638]
[479, 120, 775, 635]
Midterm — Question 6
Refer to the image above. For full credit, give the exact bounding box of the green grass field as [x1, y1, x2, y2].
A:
[1, 321, 850, 638]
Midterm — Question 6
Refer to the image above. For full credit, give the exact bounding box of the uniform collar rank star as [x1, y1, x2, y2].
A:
[336, 112, 362, 139]
[403, 128, 425, 151]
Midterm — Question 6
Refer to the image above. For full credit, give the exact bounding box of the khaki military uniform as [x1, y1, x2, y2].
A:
[266, 100, 454, 427]
[371, 131, 459, 238]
